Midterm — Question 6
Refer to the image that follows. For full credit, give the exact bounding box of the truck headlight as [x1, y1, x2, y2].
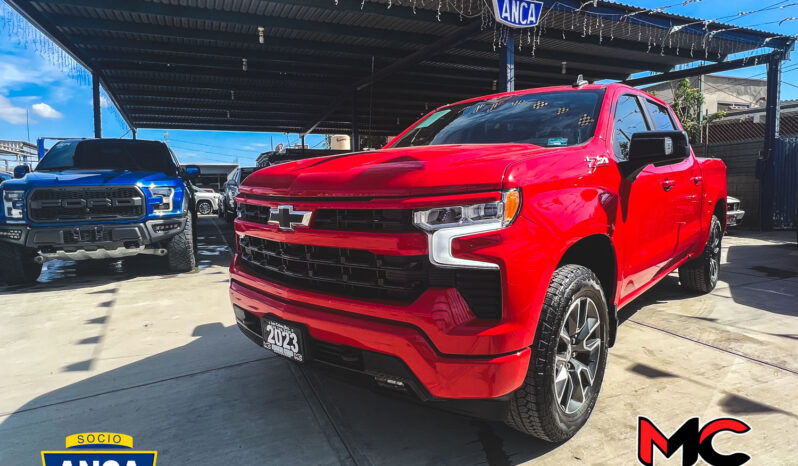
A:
[149, 187, 175, 212]
[413, 189, 521, 231]
[2, 190, 25, 220]
[413, 189, 521, 269]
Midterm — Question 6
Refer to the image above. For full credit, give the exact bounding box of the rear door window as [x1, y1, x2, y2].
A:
[646, 100, 677, 131]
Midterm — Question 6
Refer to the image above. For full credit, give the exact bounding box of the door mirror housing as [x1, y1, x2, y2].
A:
[13, 165, 30, 179]
[622, 131, 690, 179]
[184, 165, 201, 180]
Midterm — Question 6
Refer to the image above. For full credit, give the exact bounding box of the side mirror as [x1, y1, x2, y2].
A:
[622, 131, 690, 179]
[184, 165, 201, 180]
[13, 165, 30, 179]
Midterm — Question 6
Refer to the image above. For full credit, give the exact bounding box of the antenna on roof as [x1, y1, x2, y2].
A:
[573, 74, 589, 88]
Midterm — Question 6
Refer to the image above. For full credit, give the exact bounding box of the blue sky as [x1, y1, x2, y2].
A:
[1, 0, 797, 165]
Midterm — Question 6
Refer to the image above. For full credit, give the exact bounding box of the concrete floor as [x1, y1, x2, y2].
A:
[1, 217, 796, 465]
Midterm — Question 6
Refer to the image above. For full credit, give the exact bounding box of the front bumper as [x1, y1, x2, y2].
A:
[230, 278, 531, 400]
[727, 209, 745, 227]
[0, 217, 186, 259]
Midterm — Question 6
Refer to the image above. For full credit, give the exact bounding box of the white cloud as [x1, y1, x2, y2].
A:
[88, 95, 111, 108]
[0, 95, 27, 124]
[31, 102, 63, 119]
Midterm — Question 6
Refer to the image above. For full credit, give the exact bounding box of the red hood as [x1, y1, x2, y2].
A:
[241, 144, 552, 198]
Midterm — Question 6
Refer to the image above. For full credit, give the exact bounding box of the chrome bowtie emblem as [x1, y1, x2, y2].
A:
[268, 205, 312, 230]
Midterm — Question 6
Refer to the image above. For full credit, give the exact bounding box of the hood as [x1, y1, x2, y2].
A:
[2, 169, 180, 191]
[241, 144, 554, 198]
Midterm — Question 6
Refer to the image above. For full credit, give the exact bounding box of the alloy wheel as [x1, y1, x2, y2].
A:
[709, 221, 722, 284]
[198, 202, 212, 215]
[553, 296, 602, 415]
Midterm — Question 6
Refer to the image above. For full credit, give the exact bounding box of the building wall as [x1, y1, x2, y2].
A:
[645, 76, 767, 114]
[695, 140, 763, 227]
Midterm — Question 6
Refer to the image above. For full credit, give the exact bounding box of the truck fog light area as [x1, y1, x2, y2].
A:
[152, 222, 181, 233]
[0, 228, 23, 240]
[2, 190, 25, 220]
[374, 374, 407, 391]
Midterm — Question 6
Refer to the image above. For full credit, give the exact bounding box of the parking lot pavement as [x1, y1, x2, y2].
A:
[1, 219, 796, 465]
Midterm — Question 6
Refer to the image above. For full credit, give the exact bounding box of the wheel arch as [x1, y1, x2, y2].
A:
[557, 234, 619, 347]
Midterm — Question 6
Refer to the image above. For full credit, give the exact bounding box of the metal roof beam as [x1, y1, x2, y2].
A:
[94, 53, 583, 86]
[115, 91, 452, 110]
[623, 52, 778, 87]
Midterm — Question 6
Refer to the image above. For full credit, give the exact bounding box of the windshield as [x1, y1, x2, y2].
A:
[391, 90, 604, 148]
[37, 140, 179, 176]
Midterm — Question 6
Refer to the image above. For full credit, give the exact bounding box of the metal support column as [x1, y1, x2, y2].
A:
[760, 53, 783, 230]
[92, 72, 102, 139]
[498, 34, 515, 93]
[132, 128, 137, 140]
[352, 93, 360, 152]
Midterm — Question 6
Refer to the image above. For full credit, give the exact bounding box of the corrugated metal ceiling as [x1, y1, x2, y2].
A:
[7, 0, 789, 135]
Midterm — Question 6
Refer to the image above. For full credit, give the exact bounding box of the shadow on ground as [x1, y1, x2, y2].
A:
[0, 324, 557, 465]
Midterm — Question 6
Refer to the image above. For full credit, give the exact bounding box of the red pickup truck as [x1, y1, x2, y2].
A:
[229, 83, 726, 442]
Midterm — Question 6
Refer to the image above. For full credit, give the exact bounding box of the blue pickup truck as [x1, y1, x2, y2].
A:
[0, 139, 200, 284]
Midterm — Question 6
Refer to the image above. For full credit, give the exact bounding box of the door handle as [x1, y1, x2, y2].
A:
[662, 179, 676, 192]
[691, 176, 703, 185]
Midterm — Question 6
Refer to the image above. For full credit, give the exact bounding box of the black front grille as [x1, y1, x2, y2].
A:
[313, 209, 415, 233]
[237, 203, 415, 233]
[238, 235, 502, 318]
[239, 235, 428, 302]
[29, 187, 144, 223]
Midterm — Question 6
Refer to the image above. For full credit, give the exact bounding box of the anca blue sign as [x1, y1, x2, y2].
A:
[492, 0, 544, 28]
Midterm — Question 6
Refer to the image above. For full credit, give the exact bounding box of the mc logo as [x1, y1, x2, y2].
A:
[638, 417, 751, 466]
[41, 432, 156, 466]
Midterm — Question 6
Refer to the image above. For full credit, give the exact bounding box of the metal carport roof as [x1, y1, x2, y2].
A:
[5, 0, 793, 137]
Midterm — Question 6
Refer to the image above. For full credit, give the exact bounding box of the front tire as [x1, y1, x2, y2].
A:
[505, 265, 609, 442]
[164, 215, 197, 273]
[679, 214, 722, 293]
[0, 243, 42, 285]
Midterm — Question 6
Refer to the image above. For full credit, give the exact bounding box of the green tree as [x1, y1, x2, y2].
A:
[670, 78, 725, 143]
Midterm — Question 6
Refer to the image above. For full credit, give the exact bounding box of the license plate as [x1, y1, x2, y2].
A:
[262, 319, 304, 363]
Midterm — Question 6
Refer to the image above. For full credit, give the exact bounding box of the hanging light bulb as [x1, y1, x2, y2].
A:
[258, 27, 264, 44]
[231, 90, 235, 101]
[562, 61, 567, 74]
[242, 58, 248, 71]
[227, 111, 231, 119]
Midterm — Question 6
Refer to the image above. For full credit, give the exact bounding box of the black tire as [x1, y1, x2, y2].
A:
[0, 243, 42, 285]
[224, 208, 235, 223]
[505, 264, 609, 442]
[164, 214, 197, 273]
[679, 215, 722, 294]
[196, 200, 213, 216]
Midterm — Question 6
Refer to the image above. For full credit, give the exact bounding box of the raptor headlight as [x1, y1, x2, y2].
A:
[148, 187, 175, 212]
[2, 190, 25, 221]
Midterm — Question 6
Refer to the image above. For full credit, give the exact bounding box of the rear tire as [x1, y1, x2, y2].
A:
[679, 215, 722, 294]
[164, 215, 197, 273]
[505, 265, 609, 442]
[0, 243, 42, 285]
